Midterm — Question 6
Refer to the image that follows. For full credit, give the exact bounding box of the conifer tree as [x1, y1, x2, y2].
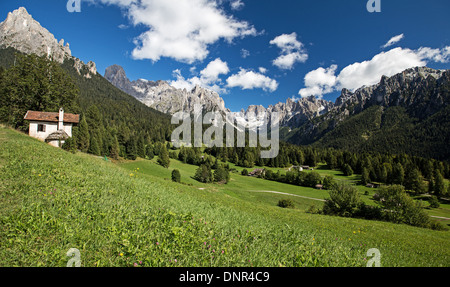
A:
[157, 145, 170, 168]
[110, 135, 120, 160]
[76, 116, 90, 153]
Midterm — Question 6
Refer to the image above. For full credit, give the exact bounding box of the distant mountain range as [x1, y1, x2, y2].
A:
[1, 6, 449, 160]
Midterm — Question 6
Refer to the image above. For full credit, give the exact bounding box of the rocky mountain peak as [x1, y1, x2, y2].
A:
[104, 65, 228, 115]
[0, 7, 96, 77]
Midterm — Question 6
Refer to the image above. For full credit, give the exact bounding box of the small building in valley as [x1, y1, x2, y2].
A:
[249, 168, 266, 177]
[24, 108, 80, 148]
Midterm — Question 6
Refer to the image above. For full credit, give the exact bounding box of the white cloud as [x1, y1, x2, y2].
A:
[258, 67, 267, 74]
[270, 32, 308, 70]
[230, 0, 245, 10]
[416, 46, 450, 63]
[299, 65, 337, 97]
[97, 0, 257, 63]
[170, 58, 230, 93]
[240, 48, 250, 58]
[299, 46, 450, 98]
[226, 68, 278, 92]
[382, 34, 405, 49]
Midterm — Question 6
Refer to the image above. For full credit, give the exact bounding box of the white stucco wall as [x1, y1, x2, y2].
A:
[28, 121, 74, 142]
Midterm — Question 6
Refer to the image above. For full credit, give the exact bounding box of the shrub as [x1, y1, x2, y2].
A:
[214, 165, 230, 184]
[323, 175, 336, 190]
[171, 169, 181, 183]
[306, 204, 322, 214]
[376, 185, 431, 228]
[304, 171, 322, 188]
[429, 196, 440, 208]
[241, 169, 249, 176]
[194, 164, 213, 183]
[322, 183, 362, 217]
[278, 199, 295, 209]
[62, 137, 77, 154]
[342, 164, 354, 176]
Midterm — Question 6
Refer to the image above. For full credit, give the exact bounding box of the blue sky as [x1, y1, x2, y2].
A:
[1, 0, 450, 111]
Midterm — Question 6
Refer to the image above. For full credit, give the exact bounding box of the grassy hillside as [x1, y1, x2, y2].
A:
[0, 126, 449, 267]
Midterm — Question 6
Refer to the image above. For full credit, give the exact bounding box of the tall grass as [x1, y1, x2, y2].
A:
[0, 127, 449, 267]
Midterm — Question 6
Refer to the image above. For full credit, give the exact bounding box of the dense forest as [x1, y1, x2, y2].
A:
[0, 48, 173, 159]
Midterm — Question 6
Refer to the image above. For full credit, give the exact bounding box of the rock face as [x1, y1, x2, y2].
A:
[105, 64, 334, 127]
[285, 66, 450, 145]
[0, 7, 96, 77]
[240, 96, 334, 128]
[333, 66, 448, 119]
[104, 65, 228, 115]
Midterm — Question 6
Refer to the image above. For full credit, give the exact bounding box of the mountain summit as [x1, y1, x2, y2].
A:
[104, 64, 228, 115]
[0, 7, 97, 77]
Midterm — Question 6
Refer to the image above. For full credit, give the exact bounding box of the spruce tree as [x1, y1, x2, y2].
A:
[88, 134, 101, 156]
[110, 135, 120, 160]
[172, 169, 181, 183]
[76, 116, 90, 153]
[361, 167, 371, 185]
[433, 170, 445, 198]
[157, 145, 170, 168]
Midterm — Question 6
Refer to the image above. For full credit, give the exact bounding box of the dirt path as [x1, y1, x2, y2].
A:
[248, 190, 326, 202]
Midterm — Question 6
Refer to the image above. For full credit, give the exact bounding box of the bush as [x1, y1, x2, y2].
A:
[306, 204, 322, 214]
[62, 137, 77, 154]
[241, 169, 249, 176]
[323, 175, 336, 190]
[304, 171, 322, 188]
[277, 199, 295, 209]
[342, 164, 354, 176]
[322, 183, 362, 217]
[214, 165, 230, 184]
[194, 164, 213, 183]
[429, 196, 440, 208]
[171, 169, 181, 183]
[376, 185, 431, 228]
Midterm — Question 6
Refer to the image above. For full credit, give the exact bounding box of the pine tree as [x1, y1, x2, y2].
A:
[88, 134, 101, 156]
[433, 170, 445, 198]
[110, 135, 120, 160]
[137, 135, 146, 159]
[157, 145, 170, 168]
[194, 164, 213, 183]
[75, 116, 90, 152]
[214, 164, 230, 184]
[172, 169, 181, 183]
[342, 164, 354, 176]
[361, 167, 371, 185]
[126, 137, 138, 160]
[404, 168, 426, 195]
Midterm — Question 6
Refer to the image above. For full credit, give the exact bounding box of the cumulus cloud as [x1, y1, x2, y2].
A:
[299, 46, 450, 98]
[96, 0, 257, 63]
[170, 58, 230, 93]
[226, 68, 279, 92]
[270, 32, 308, 70]
[230, 0, 245, 10]
[299, 65, 338, 98]
[382, 34, 405, 49]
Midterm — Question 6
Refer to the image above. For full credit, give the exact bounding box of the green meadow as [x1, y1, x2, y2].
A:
[0, 126, 449, 267]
